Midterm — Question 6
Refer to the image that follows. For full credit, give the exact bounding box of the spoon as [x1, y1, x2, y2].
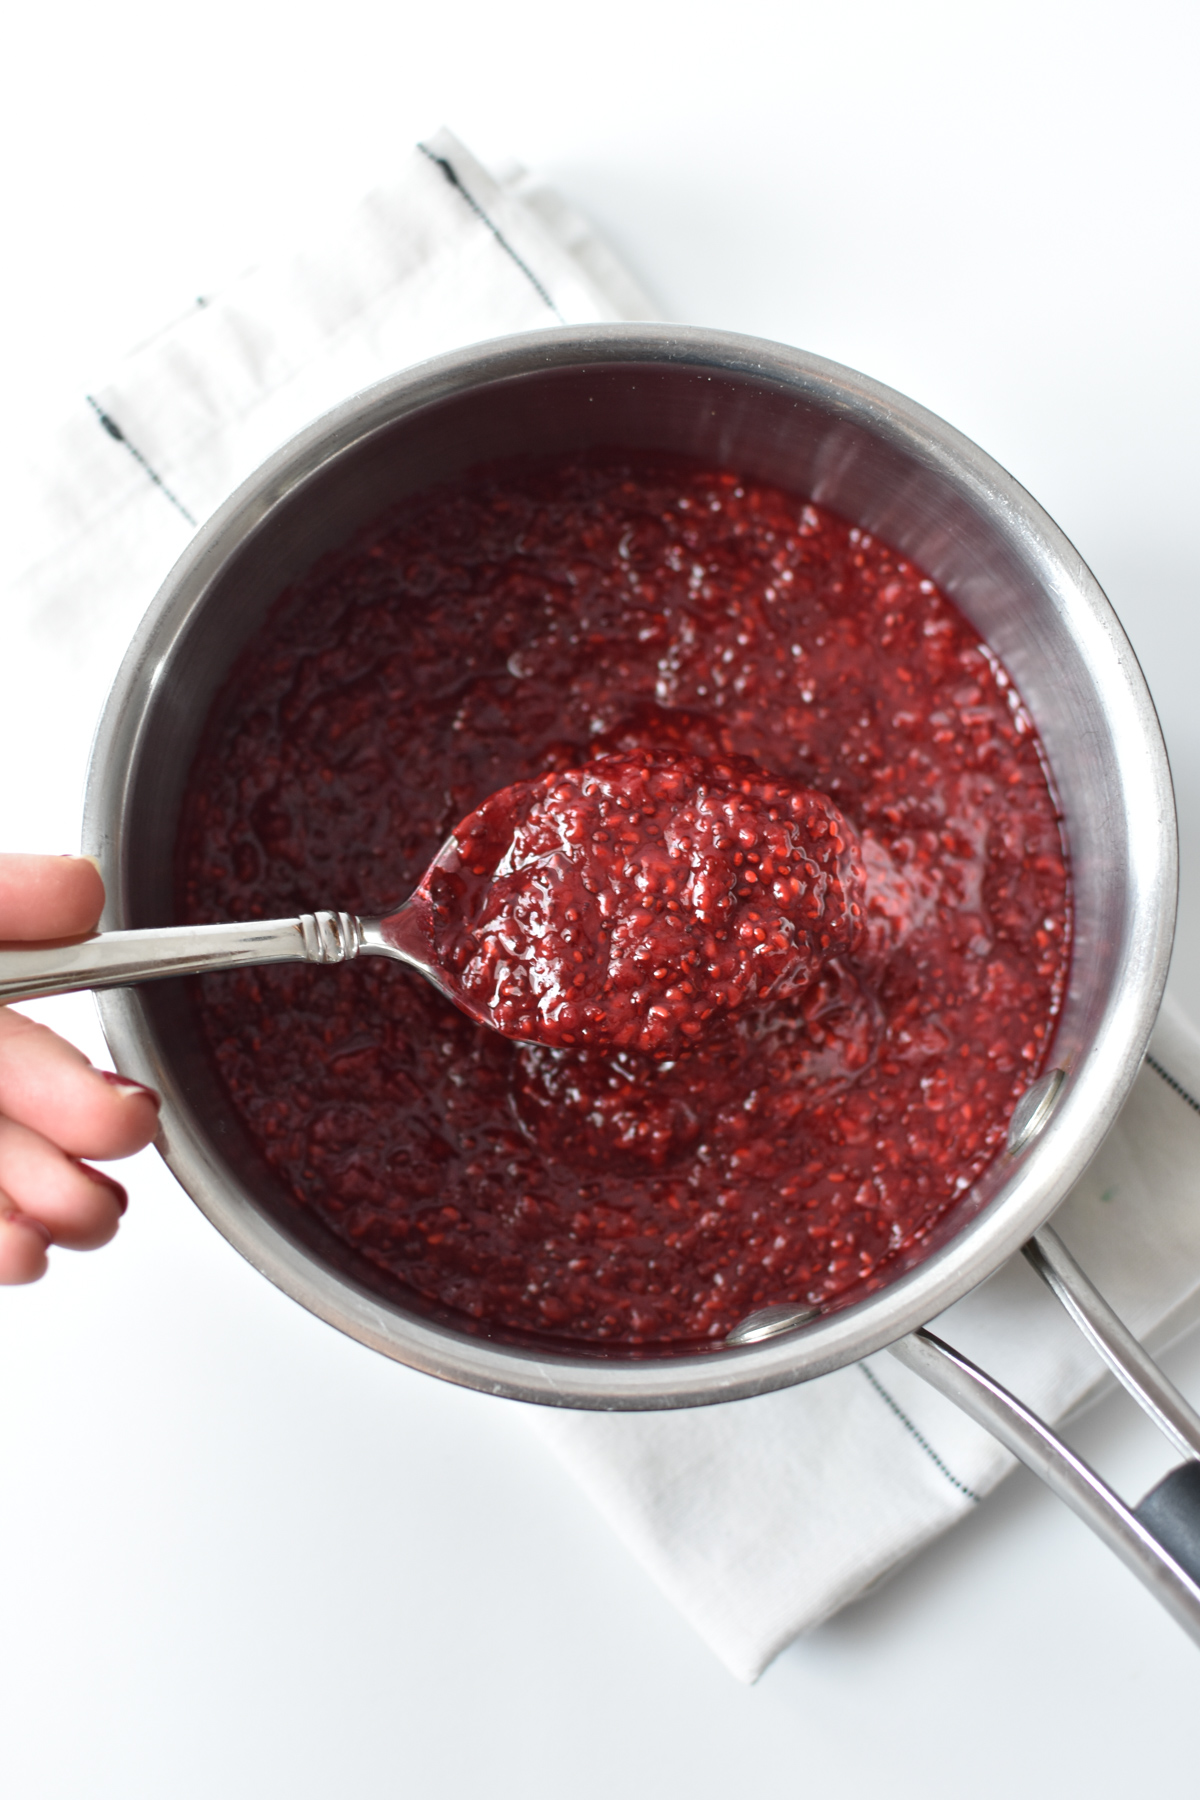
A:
[0, 752, 864, 1052]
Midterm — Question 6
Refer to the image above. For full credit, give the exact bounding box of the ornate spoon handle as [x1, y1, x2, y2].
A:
[0, 911, 392, 1004]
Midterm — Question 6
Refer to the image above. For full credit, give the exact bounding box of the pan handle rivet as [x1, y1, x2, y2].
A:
[1007, 1067, 1067, 1156]
[726, 1302, 821, 1347]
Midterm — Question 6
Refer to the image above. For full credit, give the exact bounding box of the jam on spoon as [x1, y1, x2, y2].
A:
[391, 749, 864, 1054]
[0, 751, 864, 1047]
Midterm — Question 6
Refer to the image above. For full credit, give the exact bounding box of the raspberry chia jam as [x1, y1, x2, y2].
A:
[395, 748, 866, 1057]
[178, 456, 1071, 1347]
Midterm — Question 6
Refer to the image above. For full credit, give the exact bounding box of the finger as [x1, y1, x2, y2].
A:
[0, 1007, 160, 1159]
[0, 1200, 51, 1284]
[0, 1115, 127, 1250]
[0, 854, 105, 940]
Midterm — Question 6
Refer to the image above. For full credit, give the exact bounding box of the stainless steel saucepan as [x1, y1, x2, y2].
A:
[76, 323, 1200, 1642]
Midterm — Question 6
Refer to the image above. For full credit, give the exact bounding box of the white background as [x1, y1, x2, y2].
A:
[3, 1, 1200, 1794]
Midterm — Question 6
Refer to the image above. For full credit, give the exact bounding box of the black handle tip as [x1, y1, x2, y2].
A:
[1134, 1461, 1200, 1587]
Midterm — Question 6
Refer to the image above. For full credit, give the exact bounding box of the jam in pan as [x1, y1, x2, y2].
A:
[178, 458, 1071, 1348]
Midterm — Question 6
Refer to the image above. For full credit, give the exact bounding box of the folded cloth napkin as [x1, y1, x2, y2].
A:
[6, 128, 1200, 1686]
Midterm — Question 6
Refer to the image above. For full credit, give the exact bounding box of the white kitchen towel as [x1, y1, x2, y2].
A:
[3, 129, 653, 854]
[5, 128, 1200, 1687]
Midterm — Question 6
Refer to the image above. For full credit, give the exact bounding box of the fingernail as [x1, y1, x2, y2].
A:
[76, 1163, 129, 1216]
[100, 1071, 161, 1108]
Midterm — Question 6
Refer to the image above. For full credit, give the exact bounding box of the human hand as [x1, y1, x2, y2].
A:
[0, 854, 161, 1284]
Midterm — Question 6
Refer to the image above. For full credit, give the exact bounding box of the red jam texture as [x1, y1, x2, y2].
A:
[178, 459, 1070, 1347]
[401, 749, 865, 1055]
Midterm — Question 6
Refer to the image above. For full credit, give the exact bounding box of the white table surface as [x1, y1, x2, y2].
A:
[4, 3, 1200, 1794]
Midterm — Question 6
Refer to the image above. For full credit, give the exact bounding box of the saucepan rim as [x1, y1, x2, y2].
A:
[83, 322, 1178, 1409]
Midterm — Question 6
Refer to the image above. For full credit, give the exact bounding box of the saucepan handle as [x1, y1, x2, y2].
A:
[889, 1224, 1200, 1646]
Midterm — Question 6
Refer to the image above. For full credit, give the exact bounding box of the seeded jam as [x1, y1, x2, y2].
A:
[178, 458, 1070, 1347]
[398, 750, 865, 1056]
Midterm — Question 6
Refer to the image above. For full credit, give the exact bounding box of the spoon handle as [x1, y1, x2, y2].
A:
[0, 911, 368, 1004]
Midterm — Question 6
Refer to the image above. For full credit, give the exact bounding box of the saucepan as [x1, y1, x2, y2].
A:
[75, 323, 1200, 1641]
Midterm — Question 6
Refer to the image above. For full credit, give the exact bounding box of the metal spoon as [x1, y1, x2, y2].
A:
[0, 903, 441, 1007]
[0, 754, 864, 1042]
